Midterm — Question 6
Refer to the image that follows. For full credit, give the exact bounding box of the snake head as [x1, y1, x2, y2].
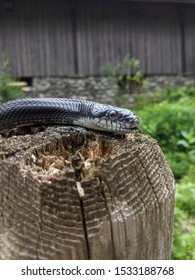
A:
[90, 104, 139, 133]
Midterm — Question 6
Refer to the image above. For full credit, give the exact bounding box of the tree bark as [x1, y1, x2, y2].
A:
[0, 127, 175, 260]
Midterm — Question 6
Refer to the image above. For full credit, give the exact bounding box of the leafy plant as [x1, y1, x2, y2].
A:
[133, 84, 195, 259]
[134, 87, 195, 179]
[172, 170, 195, 260]
[135, 83, 195, 110]
[100, 54, 144, 93]
[0, 54, 24, 102]
[172, 206, 195, 260]
[99, 63, 117, 77]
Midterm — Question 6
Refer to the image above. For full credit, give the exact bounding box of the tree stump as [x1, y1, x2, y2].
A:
[0, 127, 175, 260]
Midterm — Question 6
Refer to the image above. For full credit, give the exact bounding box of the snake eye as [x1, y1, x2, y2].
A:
[109, 110, 117, 119]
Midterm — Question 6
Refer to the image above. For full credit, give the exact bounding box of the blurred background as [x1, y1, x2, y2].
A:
[0, 0, 195, 259]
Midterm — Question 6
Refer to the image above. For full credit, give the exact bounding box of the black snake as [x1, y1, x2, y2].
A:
[0, 98, 139, 134]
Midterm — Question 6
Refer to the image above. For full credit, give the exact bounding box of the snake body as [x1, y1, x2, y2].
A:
[0, 98, 139, 134]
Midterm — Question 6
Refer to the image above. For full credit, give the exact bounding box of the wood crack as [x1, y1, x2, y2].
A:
[0, 127, 175, 259]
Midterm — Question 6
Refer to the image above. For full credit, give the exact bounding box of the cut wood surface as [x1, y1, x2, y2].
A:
[0, 127, 175, 259]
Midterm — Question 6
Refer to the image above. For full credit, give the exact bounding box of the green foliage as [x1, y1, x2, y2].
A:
[175, 165, 195, 216]
[99, 63, 117, 77]
[172, 206, 195, 260]
[117, 54, 140, 77]
[0, 54, 24, 102]
[176, 182, 195, 217]
[172, 170, 195, 260]
[135, 83, 195, 109]
[99, 54, 144, 93]
[133, 84, 195, 259]
[135, 86, 195, 179]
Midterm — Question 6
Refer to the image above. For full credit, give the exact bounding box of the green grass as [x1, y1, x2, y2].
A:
[132, 84, 195, 260]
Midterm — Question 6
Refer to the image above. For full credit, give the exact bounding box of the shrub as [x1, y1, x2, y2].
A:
[134, 86, 195, 179]
[0, 55, 24, 102]
[99, 54, 144, 93]
[172, 205, 195, 260]
[133, 84, 195, 259]
[172, 168, 195, 260]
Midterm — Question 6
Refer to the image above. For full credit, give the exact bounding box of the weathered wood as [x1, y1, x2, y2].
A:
[0, 127, 175, 259]
[2, 0, 195, 76]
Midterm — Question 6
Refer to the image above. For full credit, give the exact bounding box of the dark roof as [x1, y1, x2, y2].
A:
[105, 0, 195, 3]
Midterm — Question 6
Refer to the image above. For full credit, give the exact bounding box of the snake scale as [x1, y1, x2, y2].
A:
[0, 98, 139, 134]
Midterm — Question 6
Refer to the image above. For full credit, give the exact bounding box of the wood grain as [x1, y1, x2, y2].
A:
[1, 0, 194, 76]
[0, 127, 175, 259]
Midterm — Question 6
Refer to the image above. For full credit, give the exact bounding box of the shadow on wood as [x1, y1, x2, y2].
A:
[0, 127, 175, 259]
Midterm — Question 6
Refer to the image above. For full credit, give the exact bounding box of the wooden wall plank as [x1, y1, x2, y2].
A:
[183, 5, 195, 75]
[0, 0, 75, 77]
[76, 1, 182, 75]
[0, 0, 193, 77]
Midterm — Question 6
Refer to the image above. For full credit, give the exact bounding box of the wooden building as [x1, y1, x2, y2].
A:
[0, 0, 195, 77]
